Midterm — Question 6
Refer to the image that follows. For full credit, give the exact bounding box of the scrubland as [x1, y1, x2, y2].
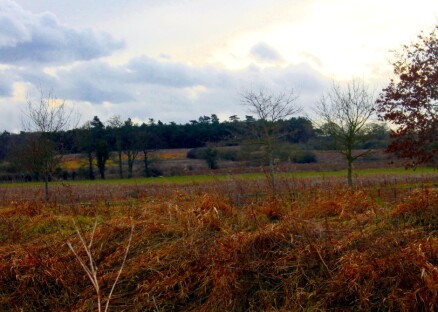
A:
[0, 173, 437, 311]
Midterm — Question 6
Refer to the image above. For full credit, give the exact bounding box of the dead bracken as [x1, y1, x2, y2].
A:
[0, 176, 437, 311]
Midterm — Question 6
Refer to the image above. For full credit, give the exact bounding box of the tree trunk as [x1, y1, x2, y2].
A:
[128, 157, 133, 178]
[118, 150, 123, 179]
[88, 152, 95, 180]
[143, 150, 149, 177]
[99, 165, 105, 179]
[125, 150, 139, 178]
[347, 156, 353, 187]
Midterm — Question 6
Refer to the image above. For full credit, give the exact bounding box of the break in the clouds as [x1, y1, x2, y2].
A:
[0, 0, 124, 64]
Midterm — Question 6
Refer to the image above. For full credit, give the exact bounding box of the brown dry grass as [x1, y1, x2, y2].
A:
[0, 177, 437, 311]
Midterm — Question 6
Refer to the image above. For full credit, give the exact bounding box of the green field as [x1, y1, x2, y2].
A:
[2, 166, 436, 187]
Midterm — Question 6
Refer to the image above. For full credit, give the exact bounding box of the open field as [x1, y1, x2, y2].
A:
[51, 148, 408, 180]
[0, 167, 437, 207]
[0, 171, 437, 311]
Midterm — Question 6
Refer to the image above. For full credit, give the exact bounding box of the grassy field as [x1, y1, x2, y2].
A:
[0, 171, 437, 311]
[2, 166, 436, 187]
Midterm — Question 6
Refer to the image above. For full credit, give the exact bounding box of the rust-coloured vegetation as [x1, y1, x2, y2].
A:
[0, 177, 437, 311]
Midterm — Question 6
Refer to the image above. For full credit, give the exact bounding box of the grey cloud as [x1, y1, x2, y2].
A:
[229, 62, 329, 113]
[271, 63, 329, 93]
[102, 84, 241, 125]
[19, 61, 132, 103]
[124, 56, 233, 89]
[0, 84, 9, 96]
[127, 57, 200, 88]
[118, 59, 328, 122]
[0, 4, 30, 47]
[13, 54, 329, 122]
[0, 68, 18, 96]
[249, 42, 284, 62]
[0, 100, 22, 132]
[54, 62, 133, 103]
[0, 0, 124, 64]
[0, 75, 12, 97]
[61, 80, 133, 104]
[232, 62, 328, 94]
[12, 55, 237, 109]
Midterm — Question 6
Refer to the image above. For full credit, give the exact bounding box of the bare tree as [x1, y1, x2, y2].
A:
[121, 118, 140, 178]
[108, 115, 124, 179]
[137, 126, 159, 177]
[90, 116, 109, 180]
[21, 89, 78, 200]
[241, 88, 301, 191]
[78, 121, 96, 180]
[315, 80, 375, 186]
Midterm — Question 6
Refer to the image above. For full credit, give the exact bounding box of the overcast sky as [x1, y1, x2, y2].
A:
[1, 0, 437, 132]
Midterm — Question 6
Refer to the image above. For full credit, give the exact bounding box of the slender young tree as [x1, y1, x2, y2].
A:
[21, 89, 78, 200]
[241, 88, 301, 191]
[108, 115, 124, 178]
[90, 116, 109, 179]
[78, 121, 96, 180]
[121, 118, 140, 178]
[137, 124, 161, 177]
[316, 80, 375, 186]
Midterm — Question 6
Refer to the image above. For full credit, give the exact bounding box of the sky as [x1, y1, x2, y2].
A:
[0, 0, 437, 132]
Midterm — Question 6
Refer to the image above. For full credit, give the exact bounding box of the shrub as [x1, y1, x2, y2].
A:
[186, 147, 219, 169]
[204, 147, 219, 169]
[170, 166, 184, 176]
[186, 148, 204, 159]
[147, 166, 162, 177]
[218, 149, 239, 161]
[274, 143, 296, 162]
[292, 150, 317, 163]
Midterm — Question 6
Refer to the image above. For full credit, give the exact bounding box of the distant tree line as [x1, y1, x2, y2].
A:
[0, 113, 390, 182]
[0, 114, 316, 157]
[0, 115, 312, 154]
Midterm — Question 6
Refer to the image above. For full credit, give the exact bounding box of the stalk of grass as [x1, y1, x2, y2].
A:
[67, 218, 134, 312]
